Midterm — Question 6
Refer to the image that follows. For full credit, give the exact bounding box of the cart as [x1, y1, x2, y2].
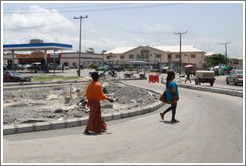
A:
[195, 70, 215, 86]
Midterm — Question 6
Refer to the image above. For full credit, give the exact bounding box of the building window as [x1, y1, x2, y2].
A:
[168, 54, 172, 59]
[191, 54, 196, 58]
[175, 54, 180, 59]
[120, 55, 124, 59]
[106, 56, 110, 59]
[129, 54, 134, 59]
[156, 54, 161, 58]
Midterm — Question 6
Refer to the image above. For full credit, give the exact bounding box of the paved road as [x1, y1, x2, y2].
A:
[24, 68, 243, 91]
[3, 79, 243, 163]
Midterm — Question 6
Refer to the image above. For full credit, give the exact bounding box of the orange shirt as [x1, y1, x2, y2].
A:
[86, 81, 108, 100]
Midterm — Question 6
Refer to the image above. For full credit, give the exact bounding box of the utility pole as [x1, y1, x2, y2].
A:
[220, 42, 231, 67]
[74, 15, 88, 77]
[174, 31, 188, 75]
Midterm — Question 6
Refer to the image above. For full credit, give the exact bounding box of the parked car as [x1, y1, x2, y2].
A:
[28, 62, 42, 73]
[3, 64, 7, 70]
[22, 64, 31, 70]
[56, 64, 63, 70]
[96, 65, 111, 71]
[3, 70, 32, 82]
[48, 63, 58, 70]
[195, 70, 215, 86]
[226, 69, 243, 85]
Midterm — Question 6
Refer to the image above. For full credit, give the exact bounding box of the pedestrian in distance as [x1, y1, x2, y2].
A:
[84, 72, 113, 135]
[62, 64, 64, 73]
[160, 71, 180, 123]
[185, 68, 191, 83]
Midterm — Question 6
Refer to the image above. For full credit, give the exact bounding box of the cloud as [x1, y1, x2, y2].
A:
[141, 23, 172, 33]
[3, 5, 77, 44]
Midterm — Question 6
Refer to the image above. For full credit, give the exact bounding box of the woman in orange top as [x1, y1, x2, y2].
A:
[84, 72, 113, 135]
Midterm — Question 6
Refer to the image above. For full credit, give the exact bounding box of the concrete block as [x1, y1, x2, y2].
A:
[137, 108, 144, 115]
[50, 121, 66, 130]
[129, 109, 138, 117]
[102, 113, 113, 121]
[78, 117, 88, 126]
[16, 124, 34, 133]
[3, 125, 17, 135]
[231, 91, 238, 96]
[143, 107, 151, 113]
[112, 112, 121, 120]
[33, 122, 51, 131]
[121, 110, 130, 118]
[66, 118, 80, 128]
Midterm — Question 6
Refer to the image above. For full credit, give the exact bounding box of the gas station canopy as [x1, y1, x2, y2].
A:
[3, 42, 72, 51]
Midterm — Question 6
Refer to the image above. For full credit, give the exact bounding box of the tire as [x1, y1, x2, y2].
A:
[195, 79, 198, 85]
[226, 78, 229, 84]
[210, 82, 214, 86]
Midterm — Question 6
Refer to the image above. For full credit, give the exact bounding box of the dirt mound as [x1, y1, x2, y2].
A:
[3, 80, 159, 125]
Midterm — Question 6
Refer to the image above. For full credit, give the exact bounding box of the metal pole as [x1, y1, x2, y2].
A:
[53, 50, 56, 75]
[78, 17, 82, 77]
[220, 42, 231, 67]
[179, 34, 181, 73]
[174, 31, 188, 75]
[74, 15, 88, 77]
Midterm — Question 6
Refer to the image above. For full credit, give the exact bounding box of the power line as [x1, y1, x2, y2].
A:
[88, 17, 172, 35]
[3, 3, 130, 10]
[3, 3, 182, 14]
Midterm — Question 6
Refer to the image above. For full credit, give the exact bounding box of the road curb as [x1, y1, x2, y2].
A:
[3, 99, 164, 135]
[175, 82, 243, 98]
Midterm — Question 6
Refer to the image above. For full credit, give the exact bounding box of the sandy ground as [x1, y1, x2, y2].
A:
[3, 79, 160, 125]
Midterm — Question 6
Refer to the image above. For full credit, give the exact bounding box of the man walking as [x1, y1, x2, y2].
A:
[185, 69, 191, 83]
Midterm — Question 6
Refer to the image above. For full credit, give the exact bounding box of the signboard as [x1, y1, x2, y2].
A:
[47, 53, 61, 58]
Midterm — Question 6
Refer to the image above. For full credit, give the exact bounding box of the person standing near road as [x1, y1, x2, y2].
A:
[84, 72, 113, 135]
[185, 68, 191, 83]
[62, 64, 64, 73]
[160, 71, 180, 123]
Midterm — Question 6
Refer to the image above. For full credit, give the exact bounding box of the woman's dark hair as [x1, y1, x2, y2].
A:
[91, 72, 99, 81]
[166, 71, 175, 88]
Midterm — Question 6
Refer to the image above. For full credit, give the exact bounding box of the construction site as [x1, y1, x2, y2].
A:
[3, 78, 160, 126]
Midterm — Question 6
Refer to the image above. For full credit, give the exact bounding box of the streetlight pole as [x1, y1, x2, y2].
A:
[74, 15, 88, 77]
[174, 31, 188, 75]
[220, 42, 231, 67]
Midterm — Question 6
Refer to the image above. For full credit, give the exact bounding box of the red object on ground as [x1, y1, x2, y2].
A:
[149, 75, 159, 83]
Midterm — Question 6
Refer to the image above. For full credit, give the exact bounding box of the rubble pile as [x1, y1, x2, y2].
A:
[3, 81, 160, 125]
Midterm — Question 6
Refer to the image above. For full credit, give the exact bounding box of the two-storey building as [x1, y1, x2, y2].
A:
[104, 45, 206, 69]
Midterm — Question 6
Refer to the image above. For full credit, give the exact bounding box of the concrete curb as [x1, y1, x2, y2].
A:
[175, 82, 243, 98]
[3, 99, 164, 135]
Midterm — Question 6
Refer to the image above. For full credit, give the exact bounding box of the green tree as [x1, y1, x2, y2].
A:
[202, 54, 229, 67]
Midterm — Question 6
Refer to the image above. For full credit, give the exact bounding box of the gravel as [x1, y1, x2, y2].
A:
[3, 80, 160, 125]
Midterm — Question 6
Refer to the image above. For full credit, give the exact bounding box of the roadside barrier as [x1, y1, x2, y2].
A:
[149, 75, 159, 83]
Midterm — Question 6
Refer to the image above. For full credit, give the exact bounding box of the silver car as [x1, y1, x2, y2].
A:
[226, 69, 243, 85]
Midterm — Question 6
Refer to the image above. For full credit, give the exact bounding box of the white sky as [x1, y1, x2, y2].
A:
[1, 1, 244, 57]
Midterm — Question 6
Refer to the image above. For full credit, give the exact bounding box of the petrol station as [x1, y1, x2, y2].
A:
[3, 39, 72, 71]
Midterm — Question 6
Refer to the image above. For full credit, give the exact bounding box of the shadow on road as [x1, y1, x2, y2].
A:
[159, 120, 179, 124]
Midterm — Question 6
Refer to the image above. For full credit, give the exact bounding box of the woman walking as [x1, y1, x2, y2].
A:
[160, 71, 180, 123]
[84, 72, 113, 135]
